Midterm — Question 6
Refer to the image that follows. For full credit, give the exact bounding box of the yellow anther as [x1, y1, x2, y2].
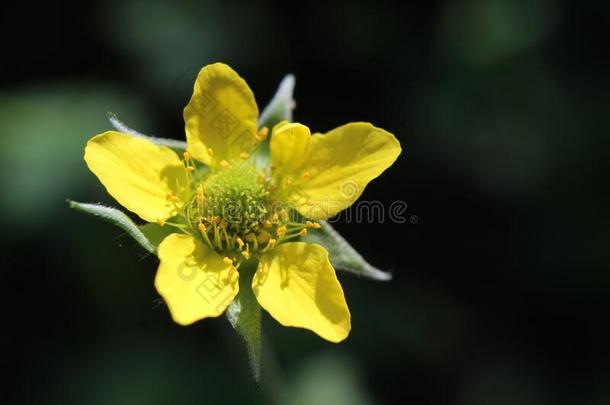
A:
[236, 237, 244, 249]
[311, 222, 321, 229]
[198, 222, 207, 233]
[258, 126, 269, 141]
[210, 216, 220, 225]
[271, 213, 279, 222]
[166, 193, 180, 202]
[229, 268, 239, 283]
[301, 171, 310, 180]
[245, 232, 256, 242]
[220, 160, 229, 168]
[241, 250, 250, 259]
[257, 230, 270, 244]
[268, 238, 277, 247]
[277, 226, 287, 238]
[223, 257, 233, 265]
[219, 218, 228, 229]
[185, 166, 195, 173]
[299, 228, 308, 237]
[239, 152, 249, 160]
[183, 151, 191, 161]
[208, 147, 214, 157]
[263, 220, 272, 229]
[157, 219, 166, 226]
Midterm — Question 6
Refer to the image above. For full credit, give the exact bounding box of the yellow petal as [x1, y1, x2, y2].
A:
[155, 234, 239, 325]
[184, 63, 259, 165]
[270, 122, 311, 175]
[252, 242, 350, 342]
[84, 131, 188, 223]
[288, 122, 401, 220]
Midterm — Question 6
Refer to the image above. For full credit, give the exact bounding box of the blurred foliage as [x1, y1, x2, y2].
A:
[0, 83, 148, 231]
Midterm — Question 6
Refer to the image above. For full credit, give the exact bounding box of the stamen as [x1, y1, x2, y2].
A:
[258, 126, 269, 141]
[229, 268, 239, 283]
[196, 185, 204, 211]
[213, 222, 222, 250]
[239, 152, 249, 160]
[222, 228, 233, 248]
[257, 230, 271, 244]
[277, 225, 287, 238]
[157, 219, 166, 226]
[165, 193, 181, 203]
[299, 228, 308, 237]
[241, 250, 250, 259]
[183, 151, 191, 161]
[223, 257, 233, 265]
[185, 166, 195, 173]
[236, 237, 245, 249]
[198, 222, 213, 247]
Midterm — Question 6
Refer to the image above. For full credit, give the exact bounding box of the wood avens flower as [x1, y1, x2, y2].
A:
[82, 63, 400, 343]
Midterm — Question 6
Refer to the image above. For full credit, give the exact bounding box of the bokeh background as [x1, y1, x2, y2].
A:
[2, 0, 609, 404]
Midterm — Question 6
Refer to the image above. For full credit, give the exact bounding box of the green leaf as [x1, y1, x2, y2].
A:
[304, 221, 392, 281]
[226, 260, 262, 383]
[68, 200, 157, 255]
[107, 112, 188, 151]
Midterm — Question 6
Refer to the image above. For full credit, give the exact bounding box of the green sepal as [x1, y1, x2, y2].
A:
[107, 112, 188, 151]
[68, 200, 158, 254]
[254, 74, 296, 167]
[226, 260, 262, 383]
[258, 74, 295, 129]
[304, 221, 392, 281]
[139, 222, 178, 249]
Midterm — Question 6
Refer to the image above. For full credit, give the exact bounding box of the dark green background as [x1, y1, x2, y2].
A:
[2, 1, 609, 404]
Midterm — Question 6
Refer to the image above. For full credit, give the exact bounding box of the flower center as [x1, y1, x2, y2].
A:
[199, 162, 268, 235]
[178, 155, 319, 266]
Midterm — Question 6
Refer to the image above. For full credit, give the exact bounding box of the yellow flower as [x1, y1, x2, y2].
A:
[84, 63, 401, 342]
